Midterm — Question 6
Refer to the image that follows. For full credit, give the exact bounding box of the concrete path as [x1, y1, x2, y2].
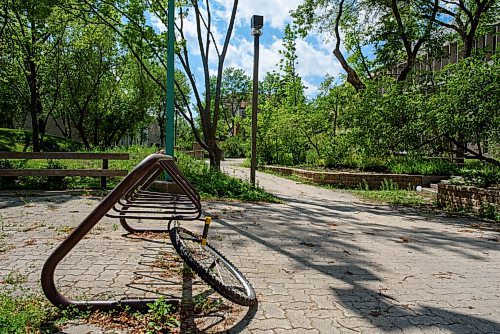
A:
[216, 159, 500, 333]
[0, 160, 499, 333]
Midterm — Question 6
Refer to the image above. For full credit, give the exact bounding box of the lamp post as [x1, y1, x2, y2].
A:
[165, 0, 175, 159]
[250, 15, 263, 187]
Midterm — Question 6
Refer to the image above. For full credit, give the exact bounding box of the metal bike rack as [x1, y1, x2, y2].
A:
[109, 159, 202, 232]
[41, 154, 202, 311]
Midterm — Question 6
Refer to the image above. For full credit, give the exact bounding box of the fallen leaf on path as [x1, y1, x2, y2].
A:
[432, 272, 454, 279]
[458, 229, 475, 233]
[299, 241, 316, 247]
[23, 238, 36, 246]
[397, 236, 411, 243]
[369, 310, 382, 317]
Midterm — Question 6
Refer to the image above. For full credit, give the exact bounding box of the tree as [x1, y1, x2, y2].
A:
[255, 25, 317, 165]
[1, 0, 68, 151]
[49, 8, 156, 149]
[426, 56, 500, 166]
[174, 1, 239, 169]
[293, 1, 445, 88]
[293, 0, 366, 91]
[423, 0, 497, 58]
[371, 0, 439, 81]
[219, 67, 251, 137]
[78, 0, 239, 169]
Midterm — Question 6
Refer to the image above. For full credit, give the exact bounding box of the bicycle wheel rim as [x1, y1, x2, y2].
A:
[169, 227, 256, 306]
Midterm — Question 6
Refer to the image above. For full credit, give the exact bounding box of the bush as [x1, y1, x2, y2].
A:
[460, 162, 500, 188]
[324, 137, 359, 169]
[220, 136, 247, 158]
[45, 160, 67, 190]
[358, 157, 388, 173]
[176, 153, 276, 202]
[0, 160, 17, 188]
[387, 156, 458, 175]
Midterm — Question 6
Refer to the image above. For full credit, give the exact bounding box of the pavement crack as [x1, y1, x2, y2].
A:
[336, 320, 360, 332]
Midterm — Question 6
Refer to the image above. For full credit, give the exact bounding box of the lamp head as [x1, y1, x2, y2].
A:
[251, 15, 263, 30]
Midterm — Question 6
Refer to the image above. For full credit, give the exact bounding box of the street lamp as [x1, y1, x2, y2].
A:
[250, 15, 263, 187]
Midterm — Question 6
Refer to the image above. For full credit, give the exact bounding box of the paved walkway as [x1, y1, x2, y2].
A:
[0, 161, 499, 333]
[218, 159, 500, 333]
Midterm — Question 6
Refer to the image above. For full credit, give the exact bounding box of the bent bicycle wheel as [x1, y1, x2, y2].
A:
[169, 226, 257, 306]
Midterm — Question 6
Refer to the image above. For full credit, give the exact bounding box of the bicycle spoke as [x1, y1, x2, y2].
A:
[170, 227, 256, 306]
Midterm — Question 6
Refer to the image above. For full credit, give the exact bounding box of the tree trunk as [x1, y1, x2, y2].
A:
[333, 50, 365, 92]
[463, 34, 474, 58]
[332, 1, 365, 91]
[27, 57, 41, 152]
[397, 56, 416, 82]
[206, 138, 222, 170]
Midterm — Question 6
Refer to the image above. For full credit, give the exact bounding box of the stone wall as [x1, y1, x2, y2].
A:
[437, 183, 500, 214]
[260, 165, 449, 189]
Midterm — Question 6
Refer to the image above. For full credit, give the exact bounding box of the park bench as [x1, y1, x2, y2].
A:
[0, 152, 129, 189]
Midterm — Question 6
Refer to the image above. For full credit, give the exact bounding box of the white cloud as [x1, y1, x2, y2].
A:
[224, 35, 343, 97]
[149, 2, 346, 97]
[295, 38, 342, 79]
[214, 0, 301, 29]
[224, 36, 282, 75]
[302, 78, 319, 96]
[150, 14, 166, 32]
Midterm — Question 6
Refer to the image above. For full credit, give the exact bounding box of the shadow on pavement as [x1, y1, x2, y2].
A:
[213, 195, 500, 333]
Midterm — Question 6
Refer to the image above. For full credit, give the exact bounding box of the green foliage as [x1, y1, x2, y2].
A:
[0, 293, 59, 334]
[145, 298, 179, 333]
[342, 77, 426, 157]
[351, 189, 430, 207]
[217, 67, 251, 138]
[0, 159, 17, 188]
[252, 25, 325, 167]
[220, 135, 247, 158]
[380, 179, 400, 191]
[479, 203, 500, 221]
[427, 56, 500, 152]
[333, 56, 499, 168]
[0, 142, 276, 200]
[176, 153, 277, 202]
[192, 293, 223, 314]
[45, 160, 68, 190]
[460, 161, 500, 188]
[387, 156, 459, 176]
[0, 128, 83, 152]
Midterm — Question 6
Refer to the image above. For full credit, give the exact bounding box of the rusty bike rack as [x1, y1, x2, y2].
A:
[109, 159, 202, 233]
[41, 154, 202, 311]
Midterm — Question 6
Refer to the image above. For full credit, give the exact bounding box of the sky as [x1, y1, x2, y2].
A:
[149, 1, 344, 97]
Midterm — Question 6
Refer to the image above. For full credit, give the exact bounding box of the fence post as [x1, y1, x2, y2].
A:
[101, 159, 109, 189]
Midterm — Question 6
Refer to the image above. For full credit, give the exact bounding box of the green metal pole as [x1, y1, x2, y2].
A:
[164, 0, 175, 181]
[165, 0, 175, 158]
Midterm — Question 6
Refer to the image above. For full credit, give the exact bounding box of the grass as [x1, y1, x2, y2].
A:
[386, 156, 458, 176]
[262, 168, 434, 207]
[0, 290, 235, 333]
[0, 293, 178, 333]
[0, 128, 82, 152]
[176, 153, 278, 202]
[0, 293, 60, 334]
[350, 189, 432, 206]
[1, 270, 28, 285]
[0, 137, 277, 202]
